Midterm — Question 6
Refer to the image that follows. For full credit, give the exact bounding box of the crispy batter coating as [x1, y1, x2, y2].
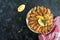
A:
[27, 6, 53, 33]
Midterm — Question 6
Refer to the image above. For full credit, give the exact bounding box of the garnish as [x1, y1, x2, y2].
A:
[17, 4, 25, 12]
[41, 20, 46, 25]
[19, 17, 22, 21]
[36, 16, 44, 20]
[38, 19, 45, 26]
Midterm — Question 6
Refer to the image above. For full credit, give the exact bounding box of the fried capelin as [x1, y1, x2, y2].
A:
[27, 6, 53, 33]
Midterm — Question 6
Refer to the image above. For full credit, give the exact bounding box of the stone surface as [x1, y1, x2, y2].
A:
[0, 0, 60, 40]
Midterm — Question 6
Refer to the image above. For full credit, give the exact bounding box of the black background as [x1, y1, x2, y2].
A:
[0, 0, 60, 40]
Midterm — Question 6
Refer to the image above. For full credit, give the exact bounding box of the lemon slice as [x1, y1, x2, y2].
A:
[17, 4, 25, 12]
[38, 19, 45, 26]
[36, 16, 44, 20]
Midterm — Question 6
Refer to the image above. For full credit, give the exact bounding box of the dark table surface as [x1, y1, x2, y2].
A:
[0, 0, 60, 40]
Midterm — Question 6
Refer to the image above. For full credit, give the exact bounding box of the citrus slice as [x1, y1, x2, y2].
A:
[38, 19, 45, 26]
[36, 16, 44, 20]
[17, 4, 25, 12]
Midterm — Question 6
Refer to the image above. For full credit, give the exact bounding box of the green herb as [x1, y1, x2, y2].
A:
[41, 20, 46, 25]
[19, 17, 22, 21]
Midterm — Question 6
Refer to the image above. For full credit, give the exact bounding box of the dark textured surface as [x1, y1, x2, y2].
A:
[0, 0, 60, 40]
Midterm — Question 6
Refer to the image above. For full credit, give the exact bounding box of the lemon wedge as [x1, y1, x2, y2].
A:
[17, 4, 25, 12]
[38, 19, 45, 26]
[36, 16, 44, 20]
